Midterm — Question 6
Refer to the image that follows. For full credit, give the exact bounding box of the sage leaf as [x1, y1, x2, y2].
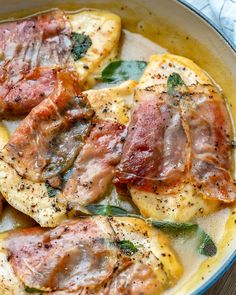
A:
[45, 181, 60, 198]
[102, 60, 147, 83]
[25, 286, 42, 294]
[117, 240, 138, 255]
[151, 220, 198, 234]
[198, 230, 217, 257]
[85, 204, 129, 216]
[167, 72, 186, 95]
[71, 32, 92, 61]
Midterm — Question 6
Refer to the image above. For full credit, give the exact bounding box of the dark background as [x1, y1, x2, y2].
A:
[205, 263, 236, 295]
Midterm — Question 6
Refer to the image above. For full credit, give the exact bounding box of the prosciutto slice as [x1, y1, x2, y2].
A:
[0, 67, 57, 117]
[0, 9, 73, 118]
[184, 86, 235, 202]
[105, 263, 161, 295]
[1, 70, 94, 182]
[115, 84, 236, 202]
[114, 91, 188, 195]
[63, 119, 126, 209]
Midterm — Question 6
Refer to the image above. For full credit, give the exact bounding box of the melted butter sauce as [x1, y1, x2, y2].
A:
[0, 3, 235, 295]
[0, 205, 35, 233]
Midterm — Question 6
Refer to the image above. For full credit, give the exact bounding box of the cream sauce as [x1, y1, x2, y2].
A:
[2, 120, 20, 134]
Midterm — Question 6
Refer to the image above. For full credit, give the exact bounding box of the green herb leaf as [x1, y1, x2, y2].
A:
[45, 181, 60, 198]
[151, 220, 198, 234]
[71, 32, 92, 61]
[101, 60, 147, 83]
[117, 240, 138, 255]
[62, 168, 73, 185]
[167, 72, 186, 95]
[25, 286, 42, 294]
[198, 230, 217, 257]
[85, 204, 217, 257]
[85, 204, 129, 216]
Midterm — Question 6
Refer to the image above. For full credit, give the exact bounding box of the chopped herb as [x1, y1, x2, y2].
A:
[101, 60, 147, 83]
[71, 32, 92, 61]
[45, 181, 60, 197]
[167, 72, 186, 95]
[85, 204, 130, 216]
[151, 220, 198, 234]
[198, 230, 217, 257]
[117, 240, 138, 255]
[25, 286, 42, 294]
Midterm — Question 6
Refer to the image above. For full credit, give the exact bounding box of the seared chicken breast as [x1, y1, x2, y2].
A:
[0, 9, 121, 118]
[69, 10, 121, 89]
[0, 73, 134, 224]
[0, 70, 94, 226]
[84, 80, 137, 125]
[114, 54, 235, 222]
[0, 123, 9, 217]
[0, 216, 182, 294]
[0, 10, 72, 119]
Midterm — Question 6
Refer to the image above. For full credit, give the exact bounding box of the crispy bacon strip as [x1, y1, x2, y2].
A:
[5, 218, 118, 292]
[114, 92, 188, 195]
[63, 119, 126, 209]
[1, 70, 94, 182]
[0, 10, 73, 118]
[115, 85, 236, 203]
